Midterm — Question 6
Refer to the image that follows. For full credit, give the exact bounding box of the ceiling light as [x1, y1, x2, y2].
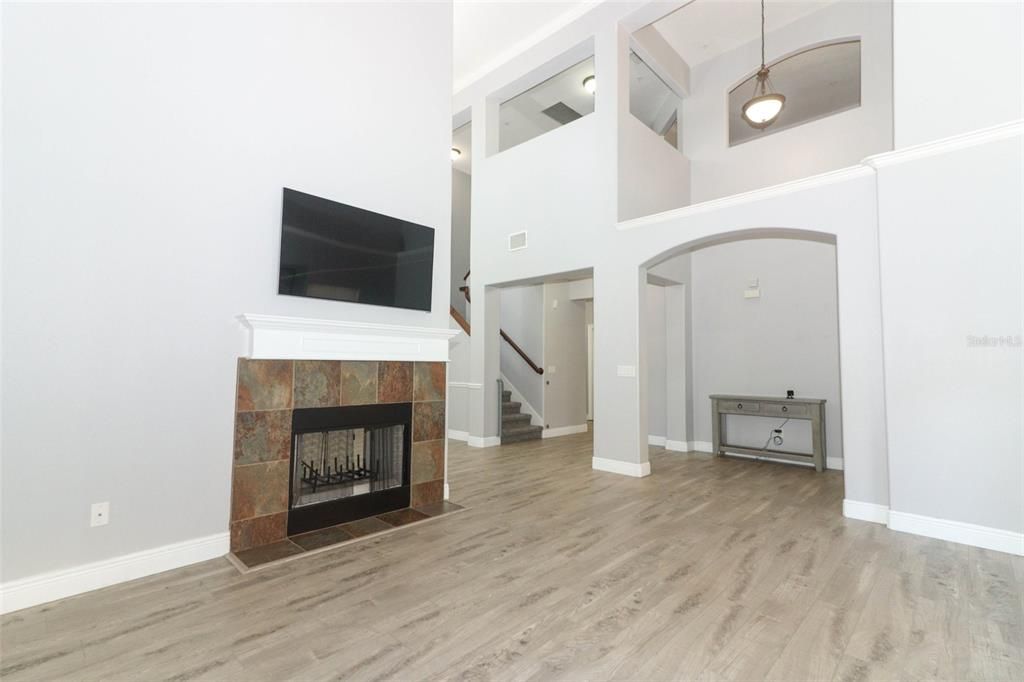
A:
[582, 75, 596, 94]
[450, 147, 461, 161]
[742, 0, 785, 129]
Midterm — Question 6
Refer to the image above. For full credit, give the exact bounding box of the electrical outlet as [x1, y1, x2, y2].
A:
[90, 501, 110, 527]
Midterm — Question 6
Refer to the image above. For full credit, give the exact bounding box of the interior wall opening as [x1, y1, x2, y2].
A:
[643, 233, 843, 477]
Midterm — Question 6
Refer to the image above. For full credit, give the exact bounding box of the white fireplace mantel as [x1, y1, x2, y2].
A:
[239, 314, 461, 362]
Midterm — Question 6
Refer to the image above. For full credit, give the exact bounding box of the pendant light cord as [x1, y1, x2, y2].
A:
[760, 0, 767, 68]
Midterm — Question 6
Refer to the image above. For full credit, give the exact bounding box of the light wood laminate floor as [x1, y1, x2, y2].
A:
[2, 432, 1022, 681]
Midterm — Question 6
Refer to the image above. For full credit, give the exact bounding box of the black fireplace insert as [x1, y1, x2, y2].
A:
[287, 402, 412, 535]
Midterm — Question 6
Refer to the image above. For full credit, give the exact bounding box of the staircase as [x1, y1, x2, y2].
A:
[501, 389, 543, 444]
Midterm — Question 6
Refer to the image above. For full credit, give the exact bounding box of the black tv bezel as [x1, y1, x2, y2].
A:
[277, 187, 435, 312]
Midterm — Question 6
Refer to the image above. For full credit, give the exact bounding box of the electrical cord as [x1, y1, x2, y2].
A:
[761, 418, 790, 451]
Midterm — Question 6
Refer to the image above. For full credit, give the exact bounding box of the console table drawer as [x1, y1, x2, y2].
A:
[719, 401, 760, 414]
[763, 402, 810, 418]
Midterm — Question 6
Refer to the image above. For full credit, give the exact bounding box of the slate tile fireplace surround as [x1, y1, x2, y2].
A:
[230, 358, 446, 554]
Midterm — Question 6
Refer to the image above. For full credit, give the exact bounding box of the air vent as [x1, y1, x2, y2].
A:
[508, 231, 528, 251]
[541, 102, 582, 125]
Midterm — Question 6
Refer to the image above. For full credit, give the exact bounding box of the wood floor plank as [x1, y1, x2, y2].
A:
[1, 432, 1021, 681]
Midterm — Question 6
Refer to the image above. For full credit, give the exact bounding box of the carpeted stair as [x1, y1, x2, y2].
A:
[501, 389, 543, 444]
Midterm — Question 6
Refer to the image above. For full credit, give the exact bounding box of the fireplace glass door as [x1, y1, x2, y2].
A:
[291, 424, 405, 509]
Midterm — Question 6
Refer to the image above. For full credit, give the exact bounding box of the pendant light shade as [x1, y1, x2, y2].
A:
[743, 0, 785, 129]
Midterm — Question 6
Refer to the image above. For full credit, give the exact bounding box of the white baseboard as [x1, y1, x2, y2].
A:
[691, 441, 714, 453]
[888, 510, 1024, 556]
[468, 435, 500, 448]
[826, 457, 844, 470]
[0, 532, 229, 615]
[843, 499, 890, 525]
[544, 424, 588, 439]
[648, 435, 666, 446]
[592, 457, 651, 478]
[665, 439, 689, 452]
[447, 429, 469, 442]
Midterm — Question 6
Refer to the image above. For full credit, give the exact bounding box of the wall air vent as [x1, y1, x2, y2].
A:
[541, 102, 582, 125]
[508, 231, 528, 251]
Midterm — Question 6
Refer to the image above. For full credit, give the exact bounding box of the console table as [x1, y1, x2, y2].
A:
[710, 394, 827, 471]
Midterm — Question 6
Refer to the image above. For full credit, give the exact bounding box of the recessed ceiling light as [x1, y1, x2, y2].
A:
[582, 75, 596, 94]
[450, 147, 461, 161]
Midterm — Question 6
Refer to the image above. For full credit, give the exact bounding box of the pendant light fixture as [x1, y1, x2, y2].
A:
[742, 0, 785, 129]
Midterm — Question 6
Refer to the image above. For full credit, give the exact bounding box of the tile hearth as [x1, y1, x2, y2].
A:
[230, 500, 465, 570]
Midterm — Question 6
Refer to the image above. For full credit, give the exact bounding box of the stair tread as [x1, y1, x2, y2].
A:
[502, 413, 532, 424]
[502, 424, 543, 435]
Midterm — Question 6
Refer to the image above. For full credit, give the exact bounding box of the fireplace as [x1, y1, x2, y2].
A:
[229, 356, 449, 554]
[288, 403, 412, 535]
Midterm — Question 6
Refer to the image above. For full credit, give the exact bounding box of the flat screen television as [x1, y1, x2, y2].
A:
[278, 188, 435, 311]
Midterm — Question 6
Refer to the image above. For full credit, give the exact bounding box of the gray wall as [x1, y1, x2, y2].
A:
[543, 283, 588, 430]
[878, 135, 1022, 533]
[499, 285, 544, 414]
[1, 2, 453, 581]
[451, 169, 472, 316]
[689, 239, 843, 463]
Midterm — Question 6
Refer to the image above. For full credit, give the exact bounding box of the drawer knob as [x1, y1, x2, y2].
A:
[737, 403, 743, 409]
[782, 406, 788, 412]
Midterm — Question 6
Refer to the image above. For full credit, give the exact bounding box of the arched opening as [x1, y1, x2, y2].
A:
[632, 226, 855, 520]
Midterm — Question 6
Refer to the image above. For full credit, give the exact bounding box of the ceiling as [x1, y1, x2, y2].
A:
[453, 0, 594, 91]
[653, 0, 841, 66]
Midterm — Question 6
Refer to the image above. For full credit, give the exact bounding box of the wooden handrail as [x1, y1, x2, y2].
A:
[448, 304, 544, 376]
[449, 306, 471, 335]
[500, 329, 544, 375]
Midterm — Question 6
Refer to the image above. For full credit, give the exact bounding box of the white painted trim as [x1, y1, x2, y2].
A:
[826, 457, 844, 471]
[648, 435, 666, 446]
[888, 511, 1024, 557]
[691, 440, 714, 453]
[444, 483, 450, 501]
[468, 435, 501, 448]
[239, 314, 460, 361]
[544, 424, 588, 439]
[617, 166, 873, 230]
[863, 119, 1023, 169]
[0, 532, 229, 615]
[664, 439, 689, 452]
[448, 381, 482, 390]
[447, 429, 469, 442]
[500, 372, 542, 426]
[592, 457, 652, 478]
[843, 499, 890, 525]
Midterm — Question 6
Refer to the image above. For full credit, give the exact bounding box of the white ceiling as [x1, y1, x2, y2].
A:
[453, 0, 594, 91]
[653, 0, 841, 66]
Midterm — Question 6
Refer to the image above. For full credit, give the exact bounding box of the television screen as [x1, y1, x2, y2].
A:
[278, 188, 435, 311]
